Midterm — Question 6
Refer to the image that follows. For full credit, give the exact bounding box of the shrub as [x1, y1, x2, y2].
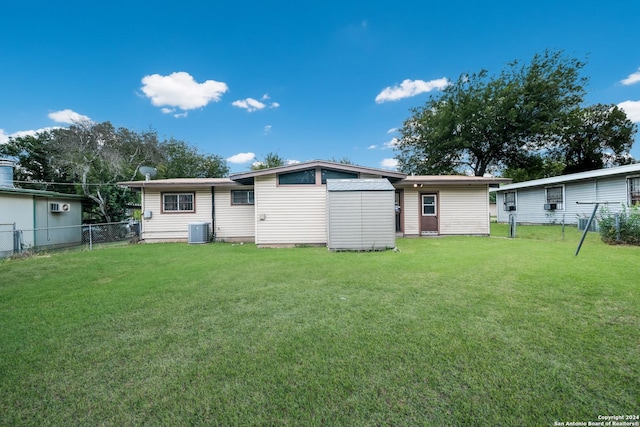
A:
[599, 204, 640, 245]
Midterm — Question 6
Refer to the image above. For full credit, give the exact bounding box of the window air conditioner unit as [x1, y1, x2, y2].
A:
[50, 203, 70, 213]
[507, 206, 516, 211]
[544, 203, 557, 211]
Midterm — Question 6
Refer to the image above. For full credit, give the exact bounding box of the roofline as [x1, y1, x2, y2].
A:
[229, 160, 407, 182]
[395, 176, 512, 187]
[0, 186, 87, 199]
[118, 178, 239, 189]
[494, 163, 640, 191]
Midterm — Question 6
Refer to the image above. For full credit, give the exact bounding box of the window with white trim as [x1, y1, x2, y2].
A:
[232, 190, 254, 205]
[504, 191, 516, 211]
[162, 193, 194, 212]
[628, 177, 640, 206]
[545, 186, 563, 210]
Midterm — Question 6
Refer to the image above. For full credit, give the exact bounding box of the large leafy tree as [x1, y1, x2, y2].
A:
[1, 122, 228, 222]
[395, 50, 635, 177]
[157, 139, 229, 179]
[250, 152, 287, 170]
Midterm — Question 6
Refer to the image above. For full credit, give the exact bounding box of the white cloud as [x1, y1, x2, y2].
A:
[375, 78, 449, 103]
[232, 96, 280, 112]
[227, 152, 256, 164]
[1, 127, 61, 144]
[383, 137, 399, 149]
[141, 71, 228, 112]
[618, 100, 640, 122]
[264, 125, 272, 135]
[387, 127, 398, 134]
[368, 144, 378, 150]
[48, 109, 91, 124]
[232, 98, 266, 112]
[621, 68, 640, 85]
[380, 158, 398, 169]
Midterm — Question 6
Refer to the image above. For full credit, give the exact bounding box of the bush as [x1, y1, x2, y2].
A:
[599, 204, 640, 245]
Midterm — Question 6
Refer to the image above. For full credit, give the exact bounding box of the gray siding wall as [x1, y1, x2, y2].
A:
[496, 176, 630, 225]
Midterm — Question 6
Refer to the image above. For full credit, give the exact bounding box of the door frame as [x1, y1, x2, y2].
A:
[419, 192, 439, 235]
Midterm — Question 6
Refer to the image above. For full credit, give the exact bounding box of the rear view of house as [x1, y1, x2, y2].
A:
[119, 160, 509, 248]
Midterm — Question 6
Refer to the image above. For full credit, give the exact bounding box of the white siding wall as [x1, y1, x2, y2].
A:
[255, 176, 327, 245]
[439, 186, 490, 235]
[0, 195, 34, 249]
[213, 187, 255, 241]
[496, 176, 631, 225]
[141, 188, 212, 242]
[402, 186, 490, 236]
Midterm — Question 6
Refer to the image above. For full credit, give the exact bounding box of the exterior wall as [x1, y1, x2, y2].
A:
[33, 198, 83, 248]
[496, 176, 630, 225]
[0, 194, 34, 253]
[327, 191, 395, 250]
[213, 186, 255, 241]
[141, 188, 213, 242]
[439, 186, 490, 235]
[402, 186, 490, 236]
[254, 175, 327, 246]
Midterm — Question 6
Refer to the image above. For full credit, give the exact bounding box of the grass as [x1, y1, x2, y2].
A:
[0, 225, 638, 426]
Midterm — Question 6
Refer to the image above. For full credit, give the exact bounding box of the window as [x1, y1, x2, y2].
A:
[278, 169, 316, 185]
[162, 193, 194, 212]
[545, 186, 564, 210]
[232, 190, 254, 205]
[422, 195, 436, 216]
[321, 169, 358, 184]
[504, 191, 516, 211]
[629, 177, 640, 205]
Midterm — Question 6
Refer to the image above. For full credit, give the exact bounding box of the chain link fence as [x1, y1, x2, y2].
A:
[0, 221, 140, 259]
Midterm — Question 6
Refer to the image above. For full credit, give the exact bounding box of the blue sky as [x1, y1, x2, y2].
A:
[1, 1, 639, 173]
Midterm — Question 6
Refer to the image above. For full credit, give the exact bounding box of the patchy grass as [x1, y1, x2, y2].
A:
[0, 228, 638, 426]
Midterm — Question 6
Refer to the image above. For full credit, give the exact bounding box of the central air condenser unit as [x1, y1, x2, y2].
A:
[188, 222, 210, 244]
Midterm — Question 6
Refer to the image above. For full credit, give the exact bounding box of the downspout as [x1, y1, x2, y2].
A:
[211, 186, 216, 241]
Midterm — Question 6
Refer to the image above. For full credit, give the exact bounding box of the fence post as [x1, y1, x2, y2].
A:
[615, 213, 620, 242]
[12, 223, 20, 255]
[89, 224, 93, 251]
[508, 214, 516, 238]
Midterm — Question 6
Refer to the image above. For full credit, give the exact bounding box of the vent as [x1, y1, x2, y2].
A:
[188, 222, 210, 244]
[50, 203, 70, 213]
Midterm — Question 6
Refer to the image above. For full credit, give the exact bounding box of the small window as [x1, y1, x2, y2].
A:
[504, 191, 516, 211]
[422, 195, 436, 216]
[629, 177, 640, 206]
[321, 169, 358, 184]
[232, 190, 254, 205]
[278, 169, 316, 185]
[545, 186, 564, 210]
[163, 193, 194, 213]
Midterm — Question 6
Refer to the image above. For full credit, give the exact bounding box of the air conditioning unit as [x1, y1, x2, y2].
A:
[50, 202, 70, 213]
[544, 203, 557, 211]
[507, 205, 516, 211]
[188, 222, 210, 244]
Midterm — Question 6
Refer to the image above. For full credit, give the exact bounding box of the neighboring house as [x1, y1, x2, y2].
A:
[119, 160, 509, 247]
[0, 186, 85, 256]
[493, 163, 640, 226]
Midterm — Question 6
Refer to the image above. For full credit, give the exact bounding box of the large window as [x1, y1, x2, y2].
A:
[545, 186, 564, 210]
[629, 177, 640, 205]
[321, 169, 358, 184]
[278, 169, 316, 185]
[503, 191, 516, 211]
[232, 190, 254, 205]
[162, 193, 194, 213]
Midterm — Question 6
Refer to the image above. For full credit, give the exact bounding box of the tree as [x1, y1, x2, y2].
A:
[396, 50, 590, 176]
[157, 139, 229, 179]
[550, 104, 636, 174]
[250, 152, 287, 170]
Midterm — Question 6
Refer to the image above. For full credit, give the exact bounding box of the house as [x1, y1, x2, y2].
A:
[0, 160, 85, 256]
[493, 163, 640, 226]
[119, 160, 509, 247]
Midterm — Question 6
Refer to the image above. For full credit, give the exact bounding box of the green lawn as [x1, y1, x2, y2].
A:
[1, 225, 638, 426]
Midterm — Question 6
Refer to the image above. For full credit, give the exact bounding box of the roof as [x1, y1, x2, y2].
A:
[230, 160, 407, 184]
[395, 175, 511, 188]
[118, 177, 238, 189]
[494, 163, 640, 192]
[0, 186, 86, 199]
[326, 178, 395, 192]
